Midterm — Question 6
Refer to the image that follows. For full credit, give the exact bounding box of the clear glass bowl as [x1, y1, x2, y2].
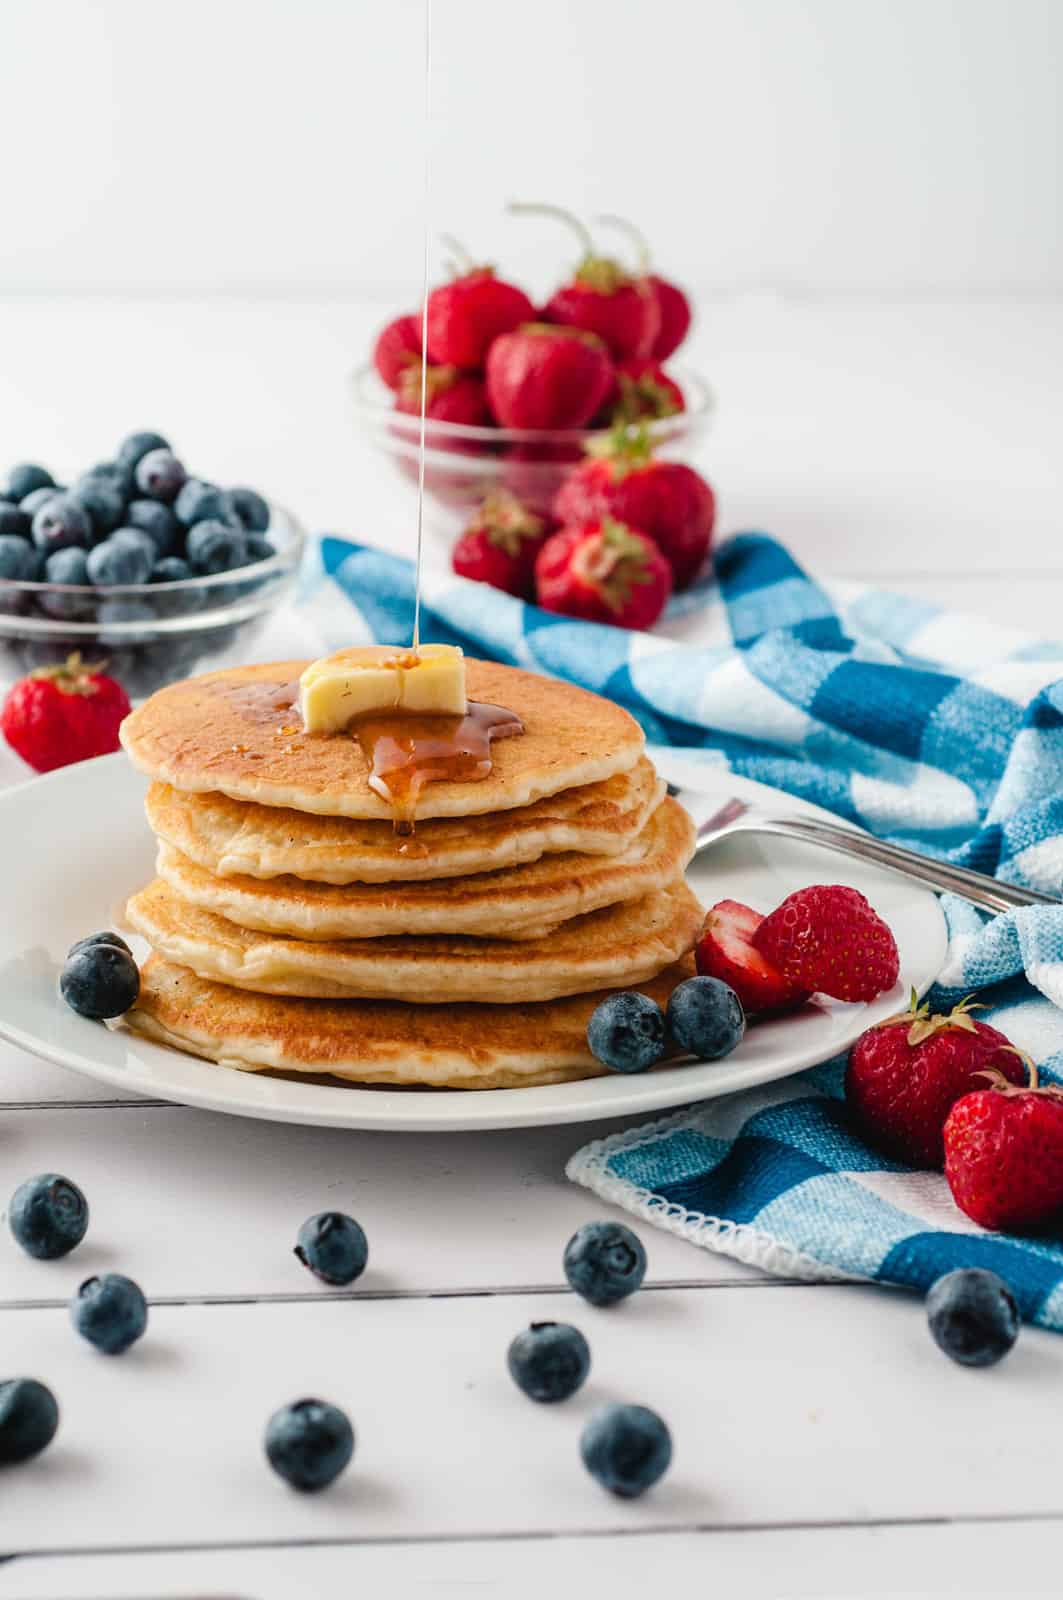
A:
[0, 503, 305, 698]
[350, 362, 714, 529]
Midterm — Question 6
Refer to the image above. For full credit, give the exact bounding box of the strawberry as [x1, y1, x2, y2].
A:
[552, 427, 714, 590]
[394, 363, 490, 427]
[485, 325, 614, 430]
[451, 491, 552, 600]
[846, 992, 1026, 1167]
[425, 243, 534, 370]
[647, 274, 692, 361]
[501, 440, 584, 518]
[534, 516, 671, 631]
[510, 203, 659, 362]
[1, 653, 131, 774]
[944, 1059, 1063, 1230]
[607, 358, 685, 425]
[752, 884, 900, 1004]
[696, 899, 810, 1017]
[373, 312, 423, 389]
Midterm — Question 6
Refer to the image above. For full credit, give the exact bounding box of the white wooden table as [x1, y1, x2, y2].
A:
[0, 295, 1061, 1599]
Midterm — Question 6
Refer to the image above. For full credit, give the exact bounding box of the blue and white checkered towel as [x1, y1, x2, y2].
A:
[312, 531, 1063, 1327]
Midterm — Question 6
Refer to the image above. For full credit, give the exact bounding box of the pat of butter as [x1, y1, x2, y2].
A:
[298, 644, 467, 732]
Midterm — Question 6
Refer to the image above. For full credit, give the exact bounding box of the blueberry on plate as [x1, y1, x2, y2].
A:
[9, 1173, 89, 1259]
[86, 534, 153, 587]
[228, 486, 270, 532]
[0, 534, 41, 581]
[174, 478, 238, 528]
[295, 1212, 368, 1286]
[926, 1268, 1019, 1367]
[0, 502, 30, 540]
[265, 1398, 354, 1492]
[116, 430, 170, 471]
[126, 498, 180, 556]
[60, 939, 140, 1020]
[186, 518, 248, 575]
[507, 1321, 590, 1403]
[667, 976, 745, 1061]
[40, 548, 92, 619]
[563, 1220, 646, 1306]
[69, 477, 125, 540]
[246, 535, 275, 564]
[587, 991, 665, 1074]
[71, 1273, 148, 1354]
[5, 463, 54, 502]
[68, 930, 133, 959]
[134, 448, 186, 503]
[19, 485, 62, 517]
[0, 1379, 59, 1465]
[31, 495, 91, 556]
[580, 1404, 672, 1498]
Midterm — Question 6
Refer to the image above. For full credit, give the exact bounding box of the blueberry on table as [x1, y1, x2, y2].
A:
[86, 534, 153, 587]
[667, 975, 745, 1061]
[580, 1404, 672, 1498]
[926, 1268, 1019, 1367]
[31, 495, 91, 555]
[0, 1379, 59, 1465]
[507, 1321, 590, 1402]
[116, 430, 170, 470]
[295, 1211, 368, 1286]
[563, 1220, 646, 1306]
[134, 448, 186, 503]
[60, 940, 140, 1020]
[69, 477, 125, 540]
[5, 463, 54, 502]
[71, 1273, 148, 1354]
[228, 485, 270, 531]
[587, 991, 666, 1074]
[9, 1173, 89, 1259]
[174, 479, 238, 528]
[0, 502, 31, 540]
[265, 1398, 354, 1492]
[186, 519, 248, 575]
[19, 485, 61, 517]
[126, 498, 180, 556]
[0, 534, 41, 580]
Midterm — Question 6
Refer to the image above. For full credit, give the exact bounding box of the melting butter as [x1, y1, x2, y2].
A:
[298, 644, 467, 733]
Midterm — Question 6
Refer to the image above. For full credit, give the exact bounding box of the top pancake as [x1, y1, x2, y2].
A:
[120, 659, 645, 821]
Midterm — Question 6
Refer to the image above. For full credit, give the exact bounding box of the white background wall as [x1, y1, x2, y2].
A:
[0, 0, 1059, 300]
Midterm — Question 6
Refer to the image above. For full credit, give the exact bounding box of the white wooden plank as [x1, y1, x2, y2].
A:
[0, 1040, 148, 1107]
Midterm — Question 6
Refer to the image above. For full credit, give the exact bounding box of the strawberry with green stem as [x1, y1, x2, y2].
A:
[944, 1053, 1063, 1229]
[535, 515, 672, 630]
[425, 235, 534, 370]
[451, 491, 552, 600]
[595, 213, 692, 362]
[485, 324, 614, 430]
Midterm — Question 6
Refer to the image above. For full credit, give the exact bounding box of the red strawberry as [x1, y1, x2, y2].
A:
[696, 899, 810, 1016]
[511, 203, 659, 362]
[944, 1060, 1063, 1230]
[451, 491, 552, 600]
[1, 653, 131, 774]
[485, 325, 614, 430]
[752, 884, 900, 1004]
[425, 253, 534, 369]
[535, 517, 672, 630]
[846, 992, 1026, 1167]
[647, 274, 692, 361]
[553, 427, 714, 590]
[607, 358, 686, 425]
[501, 440, 584, 519]
[373, 312, 423, 389]
[395, 363, 490, 427]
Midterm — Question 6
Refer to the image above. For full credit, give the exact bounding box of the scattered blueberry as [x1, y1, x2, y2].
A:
[186, 519, 248, 575]
[68, 930, 133, 960]
[9, 1174, 89, 1259]
[580, 1404, 672, 1498]
[31, 494, 91, 555]
[667, 976, 745, 1061]
[71, 1273, 148, 1355]
[6, 463, 54, 502]
[69, 476, 125, 540]
[587, 991, 666, 1074]
[134, 448, 186, 503]
[507, 1321, 590, 1403]
[0, 502, 31, 540]
[246, 535, 275, 563]
[0, 535, 41, 581]
[228, 486, 270, 531]
[86, 535, 153, 587]
[265, 1398, 354, 1492]
[41, 548, 91, 618]
[926, 1268, 1019, 1367]
[0, 1379, 59, 1465]
[60, 940, 140, 1020]
[116, 430, 170, 470]
[150, 556, 192, 583]
[174, 479, 238, 528]
[126, 498, 180, 556]
[295, 1212, 368, 1286]
[563, 1221, 647, 1307]
[19, 485, 61, 517]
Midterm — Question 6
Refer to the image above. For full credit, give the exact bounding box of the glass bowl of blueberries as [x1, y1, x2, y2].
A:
[0, 431, 306, 699]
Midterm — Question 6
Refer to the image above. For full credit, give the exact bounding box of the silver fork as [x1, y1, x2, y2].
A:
[682, 791, 1060, 915]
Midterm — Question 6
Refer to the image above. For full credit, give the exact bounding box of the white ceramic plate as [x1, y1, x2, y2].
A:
[0, 752, 947, 1132]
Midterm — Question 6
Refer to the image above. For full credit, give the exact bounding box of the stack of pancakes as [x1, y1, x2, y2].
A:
[119, 659, 703, 1089]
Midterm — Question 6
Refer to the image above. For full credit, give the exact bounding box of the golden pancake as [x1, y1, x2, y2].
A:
[120, 659, 645, 821]
[144, 758, 665, 884]
[126, 877, 703, 1004]
[153, 796, 695, 942]
[125, 953, 697, 1089]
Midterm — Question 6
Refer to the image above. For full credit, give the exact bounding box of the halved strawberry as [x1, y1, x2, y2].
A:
[695, 900, 810, 1017]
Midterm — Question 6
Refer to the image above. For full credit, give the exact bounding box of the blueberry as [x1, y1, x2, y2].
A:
[295, 1212, 368, 1286]
[228, 486, 270, 532]
[507, 1321, 590, 1403]
[60, 941, 140, 1020]
[580, 1404, 672, 1498]
[9, 1174, 89, 1259]
[68, 930, 133, 960]
[0, 1379, 59, 1465]
[174, 479, 238, 528]
[246, 535, 275, 564]
[20, 485, 61, 517]
[0, 534, 41, 580]
[126, 498, 180, 556]
[926, 1268, 1019, 1367]
[0, 502, 31, 540]
[116, 430, 170, 470]
[667, 976, 745, 1061]
[86, 535, 153, 587]
[81, 459, 135, 498]
[71, 1273, 148, 1355]
[69, 477, 125, 540]
[265, 1398, 354, 1492]
[41, 548, 92, 619]
[5, 463, 54, 502]
[587, 991, 665, 1074]
[186, 519, 248, 575]
[150, 556, 191, 583]
[134, 449, 186, 503]
[98, 597, 156, 645]
[563, 1221, 646, 1307]
[31, 494, 91, 556]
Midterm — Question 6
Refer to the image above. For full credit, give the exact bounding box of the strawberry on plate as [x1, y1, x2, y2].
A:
[1, 653, 131, 773]
[534, 516, 671, 631]
[451, 491, 552, 601]
[944, 1058, 1063, 1230]
[752, 883, 900, 1004]
[846, 992, 1025, 1167]
[696, 899, 810, 1017]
